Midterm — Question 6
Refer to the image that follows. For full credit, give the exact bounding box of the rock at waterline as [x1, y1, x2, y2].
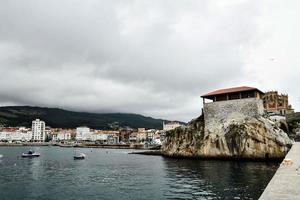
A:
[161, 115, 292, 159]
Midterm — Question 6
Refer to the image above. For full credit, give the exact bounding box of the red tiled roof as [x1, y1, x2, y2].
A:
[201, 86, 264, 98]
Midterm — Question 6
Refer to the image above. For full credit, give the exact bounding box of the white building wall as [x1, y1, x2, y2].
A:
[0, 132, 11, 141]
[57, 132, 71, 141]
[11, 132, 31, 141]
[269, 115, 286, 122]
[0, 131, 31, 141]
[76, 127, 91, 141]
[32, 119, 46, 142]
[91, 133, 108, 141]
[107, 134, 118, 144]
[52, 134, 58, 141]
[163, 122, 181, 131]
[0, 132, 5, 140]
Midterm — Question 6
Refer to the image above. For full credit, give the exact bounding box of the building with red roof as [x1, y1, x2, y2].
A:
[201, 86, 264, 104]
[201, 86, 266, 135]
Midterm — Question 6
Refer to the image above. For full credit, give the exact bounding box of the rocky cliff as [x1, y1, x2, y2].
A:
[287, 112, 300, 141]
[161, 115, 292, 160]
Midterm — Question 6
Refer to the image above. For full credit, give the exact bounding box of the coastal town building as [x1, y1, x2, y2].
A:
[51, 128, 61, 141]
[263, 91, 294, 115]
[92, 130, 119, 144]
[107, 134, 119, 144]
[129, 132, 138, 143]
[32, 119, 46, 142]
[136, 128, 146, 142]
[153, 130, 163, 144]
[52, 129, 72, 141]
[119, 128, 133, 143]
[45, 126, 52, 140]
[163, 121, 181, 131]
[138, 128, 146, 132]
[130, 128, 164, 144]
[51, 134, 57, 141]
[92, 133, 108, 143]
[201, 86, 265, 134]
[76, 127, 92, 141]
[0, 127, 31, 142]
[145, 129, 156, 142]
[50, 128, 119, 143]
[159, 131, 166, 141]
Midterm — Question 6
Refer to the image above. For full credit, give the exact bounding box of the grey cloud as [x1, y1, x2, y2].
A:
[1, 0, 295, 122]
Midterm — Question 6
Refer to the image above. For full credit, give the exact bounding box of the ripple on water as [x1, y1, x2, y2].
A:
[0, 147, 279, 200]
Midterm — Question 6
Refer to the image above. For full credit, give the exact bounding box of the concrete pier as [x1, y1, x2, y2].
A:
[259, 142, 300, 200]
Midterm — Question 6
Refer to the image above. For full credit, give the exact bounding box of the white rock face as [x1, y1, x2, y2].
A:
[161, 115, 292, 159]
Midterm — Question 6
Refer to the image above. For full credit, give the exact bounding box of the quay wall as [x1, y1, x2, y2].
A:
[259, 142, 300, 200]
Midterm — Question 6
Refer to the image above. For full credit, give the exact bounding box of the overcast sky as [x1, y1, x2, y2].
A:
[0, 0, 299, 122]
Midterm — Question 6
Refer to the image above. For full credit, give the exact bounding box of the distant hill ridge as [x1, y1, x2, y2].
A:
[0, 106, 176, 129]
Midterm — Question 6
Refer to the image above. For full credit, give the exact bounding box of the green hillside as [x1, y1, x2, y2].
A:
[0, 106, 171, 129]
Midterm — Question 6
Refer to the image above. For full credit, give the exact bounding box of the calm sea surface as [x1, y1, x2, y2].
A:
[0, 147, 278, 200]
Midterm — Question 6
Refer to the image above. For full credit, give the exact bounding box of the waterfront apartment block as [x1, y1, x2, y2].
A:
[32, 119, 46, 142]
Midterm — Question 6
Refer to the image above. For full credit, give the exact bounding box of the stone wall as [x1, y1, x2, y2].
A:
[203, 98, 264, 134]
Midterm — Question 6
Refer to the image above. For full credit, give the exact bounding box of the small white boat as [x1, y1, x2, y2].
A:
[74, 153, 86, 160]
[22, 150, 40, 158]
[0, 154, 3, 158]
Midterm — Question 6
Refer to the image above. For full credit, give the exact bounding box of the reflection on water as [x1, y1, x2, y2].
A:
[163, 158, 278, 200]
[0, 147, 278, 200]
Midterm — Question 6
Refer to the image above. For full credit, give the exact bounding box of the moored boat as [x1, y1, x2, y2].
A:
[22, 150, 40, 158]
[74, 153, 86, 160]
